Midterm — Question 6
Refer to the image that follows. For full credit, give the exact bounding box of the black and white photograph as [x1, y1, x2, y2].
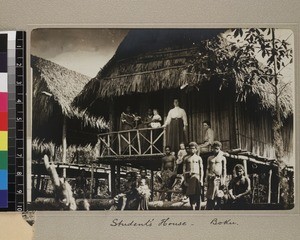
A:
[29, 28, 294, 211]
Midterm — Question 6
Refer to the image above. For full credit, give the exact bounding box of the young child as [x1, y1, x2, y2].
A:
[176, 143, 187, 174]
[174, 143, 188, 202]
[150, 109, 162, 128]
[137, 178, 151, 210]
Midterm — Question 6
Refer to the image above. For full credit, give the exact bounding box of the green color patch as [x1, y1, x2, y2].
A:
[0, 151, 8, 170]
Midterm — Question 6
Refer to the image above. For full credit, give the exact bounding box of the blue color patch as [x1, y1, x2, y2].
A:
[0, 169, 7, 190]
[0, 190, 8, 207]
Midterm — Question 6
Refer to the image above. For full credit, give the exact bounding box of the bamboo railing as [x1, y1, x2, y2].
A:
[98, 127, 166, 157]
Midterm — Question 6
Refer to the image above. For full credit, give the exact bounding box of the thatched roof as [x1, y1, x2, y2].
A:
[32, 55, 90, 119]
[32, 55, 108, 144]
[74, 29, 293, 117]
[74, 29, 224, 107]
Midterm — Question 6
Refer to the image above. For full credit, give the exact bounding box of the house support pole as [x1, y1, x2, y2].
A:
[151, 170, 154, 201]
[62, 116, 67, 178]
[111, 164, 116, 197]
[243, 159, 248, 176]
[268, 169, 272, 203]
[116, 165, 121, 193]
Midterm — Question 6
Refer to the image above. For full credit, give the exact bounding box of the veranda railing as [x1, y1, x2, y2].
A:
[98, 127, 166, 157]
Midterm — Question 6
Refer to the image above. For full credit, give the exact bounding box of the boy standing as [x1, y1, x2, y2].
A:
[205, 141, 227, 210]
[183, 142, 204, 210]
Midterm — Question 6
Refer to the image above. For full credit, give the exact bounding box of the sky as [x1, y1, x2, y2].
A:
[31, 29, 129, 77]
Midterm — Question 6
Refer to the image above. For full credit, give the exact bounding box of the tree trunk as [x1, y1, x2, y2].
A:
[271, 28, 287, 206]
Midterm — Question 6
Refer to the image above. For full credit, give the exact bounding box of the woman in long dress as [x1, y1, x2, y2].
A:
[162, 99, 188, 153]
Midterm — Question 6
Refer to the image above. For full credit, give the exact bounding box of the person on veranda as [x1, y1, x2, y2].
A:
[162, 99, 188, 153]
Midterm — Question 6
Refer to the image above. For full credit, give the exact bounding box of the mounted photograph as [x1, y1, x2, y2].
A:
[28, 28, 294, 211]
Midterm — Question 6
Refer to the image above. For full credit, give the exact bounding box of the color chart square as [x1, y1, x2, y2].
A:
[0, 73, 7, 92]
[0, 170, 7, 190]
[0, 131, 8, 151]
[0, 151, 7, 169]
[0, 93, 8, 112]
[0, 112, 8, 130]
[0, 190, 8, 207]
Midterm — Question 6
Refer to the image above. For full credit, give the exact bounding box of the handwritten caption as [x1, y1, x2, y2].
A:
[109, 217, 238, 227]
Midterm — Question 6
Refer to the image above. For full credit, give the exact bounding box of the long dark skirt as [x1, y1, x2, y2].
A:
[167, 118, 186, 153]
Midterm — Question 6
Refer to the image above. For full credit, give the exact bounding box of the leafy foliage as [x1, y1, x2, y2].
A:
[202, 28, 293, 117]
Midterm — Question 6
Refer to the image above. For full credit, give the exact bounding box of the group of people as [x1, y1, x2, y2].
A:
[112, 169, 151, 211]
[120, 106, 162, 130]
[160, 141, 251, 210]
[119, 99, 215, 155]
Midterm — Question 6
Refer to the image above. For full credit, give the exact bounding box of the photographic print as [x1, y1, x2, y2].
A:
[29, 28, 294, 211]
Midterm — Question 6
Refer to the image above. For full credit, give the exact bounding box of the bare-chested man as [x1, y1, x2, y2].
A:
[205, 141, 227, 210]
[160, 146, 176, 201]
[183, 142, 204, 210]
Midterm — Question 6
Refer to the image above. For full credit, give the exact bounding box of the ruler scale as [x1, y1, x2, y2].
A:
[0, 31, 26, 211]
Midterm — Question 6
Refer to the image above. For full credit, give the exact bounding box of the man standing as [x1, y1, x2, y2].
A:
[205, 141, 227, 210]
[160, 146, 176, 201]
[183, 142, 204, 210]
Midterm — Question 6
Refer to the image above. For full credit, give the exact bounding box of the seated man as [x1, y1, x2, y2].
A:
[228, 164, 251, 210]
[113, 172, 139, 211]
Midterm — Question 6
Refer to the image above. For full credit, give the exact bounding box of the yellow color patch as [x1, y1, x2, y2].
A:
[0, 131, 8, 151]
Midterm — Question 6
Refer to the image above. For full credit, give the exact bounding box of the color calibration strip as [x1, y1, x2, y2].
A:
[0, 31, 26, 211]
[15, 31, 26, 212]
[0, 33, 8, 208]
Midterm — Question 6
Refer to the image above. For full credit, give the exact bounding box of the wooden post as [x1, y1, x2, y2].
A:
[277, 167, 281, 204]
[90, 162, 94, 199]
[109, 100, 114, 132]
[268, 169, 272, 203]
[117, 165, 121, 193]
[107, 134, 111, 156]
[243, 159, 248, 176]
[118, 133, 121, 155]
[94, 176, 99, 196]
[62, 116, 67, 178]
[111, 164, 116, 197]
[137, 130, 141, 154]
[36, 158, 42, 194]
[128, 131, 132, 156]
[108, 171, 112, 194]
[151, 170, 154, 201]
[150, 129, 153, 154]
[163, 128, 166, 150]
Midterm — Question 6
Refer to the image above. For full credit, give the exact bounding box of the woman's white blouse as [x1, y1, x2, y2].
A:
[165, 107, 188, 126]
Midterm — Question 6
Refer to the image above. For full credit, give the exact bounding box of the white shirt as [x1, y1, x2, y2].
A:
[165, 107, 188, 126]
